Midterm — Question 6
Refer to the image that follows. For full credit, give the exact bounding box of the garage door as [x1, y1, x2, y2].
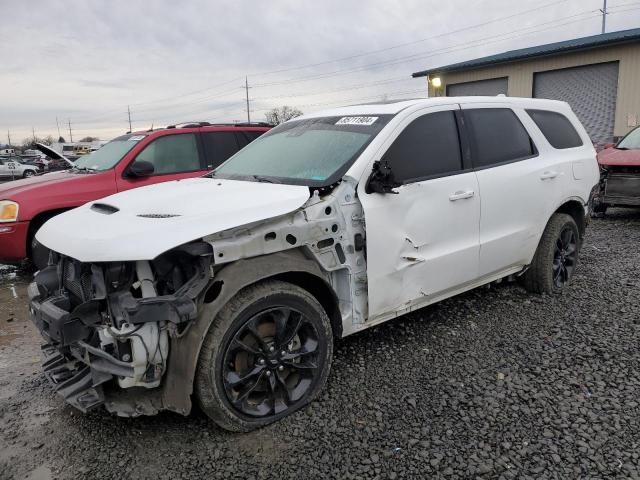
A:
[533, 62, 619, 146]
[446, 77, 508, 96]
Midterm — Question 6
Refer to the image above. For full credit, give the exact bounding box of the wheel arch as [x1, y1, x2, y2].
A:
[160, 249, 341, 415]
[27, 208, 72, 257]
[553, 198, 586, 239]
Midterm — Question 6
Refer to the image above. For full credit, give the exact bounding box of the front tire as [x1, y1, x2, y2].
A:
[195, 280, 333, 432]
[521, 213, 580, 294]
[23, 169, 36, 178]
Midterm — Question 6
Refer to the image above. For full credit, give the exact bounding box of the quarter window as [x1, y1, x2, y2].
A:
[526, 109, 583, 149]
[465, 108, 536, 168]
[383, 110, 462, 183]
[201, 132, 241, 168]
[135, 134, 201, 175]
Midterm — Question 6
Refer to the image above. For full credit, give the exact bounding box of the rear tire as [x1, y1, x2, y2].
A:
[195, 280, 333, 432]
[521, 213, 580, 294]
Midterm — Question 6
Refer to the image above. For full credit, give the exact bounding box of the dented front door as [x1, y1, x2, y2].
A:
[359, 105, 480, 319]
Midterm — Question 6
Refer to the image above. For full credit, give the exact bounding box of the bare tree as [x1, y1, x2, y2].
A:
[22, 135, 54, 148]
[264, 106, 303, 125]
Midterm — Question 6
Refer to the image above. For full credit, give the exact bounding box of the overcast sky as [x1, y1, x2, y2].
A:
[1, 0, 638, 143]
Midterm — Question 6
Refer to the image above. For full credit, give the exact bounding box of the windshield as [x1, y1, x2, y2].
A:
[617, 127, 640, 150]
[73, 134, 145, 171]
[214, 115, 393, 186]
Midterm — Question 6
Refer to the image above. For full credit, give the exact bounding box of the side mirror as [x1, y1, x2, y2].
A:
[603, 143, 615, 149]
[365, 160, 401, 194]
[128, 160, 155, 178]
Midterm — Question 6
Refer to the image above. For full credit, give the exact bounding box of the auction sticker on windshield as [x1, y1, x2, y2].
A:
[335, 116, 378, 126]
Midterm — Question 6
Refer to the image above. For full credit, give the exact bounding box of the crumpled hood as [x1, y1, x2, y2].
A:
[597, 147, 640, 166]
[36, 177, 311, 262]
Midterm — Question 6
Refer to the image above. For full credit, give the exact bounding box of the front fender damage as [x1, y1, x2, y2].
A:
[29, 181, 369, 418]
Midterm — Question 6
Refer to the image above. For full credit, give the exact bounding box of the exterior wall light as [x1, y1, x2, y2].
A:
[430, 76, 442, 88]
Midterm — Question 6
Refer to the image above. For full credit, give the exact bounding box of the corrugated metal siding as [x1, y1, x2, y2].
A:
[427, 43, 640, 137]
[446, 77, 508, 96]
[533, 62, 619, 145]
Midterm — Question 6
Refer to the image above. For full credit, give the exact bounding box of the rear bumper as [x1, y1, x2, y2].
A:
[0, 221, 29, 262]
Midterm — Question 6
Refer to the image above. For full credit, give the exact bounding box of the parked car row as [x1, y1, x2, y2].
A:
[12, 97, 602, 431]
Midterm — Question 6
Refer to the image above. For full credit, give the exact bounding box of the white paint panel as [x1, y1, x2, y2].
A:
[36, 178, 311, 262]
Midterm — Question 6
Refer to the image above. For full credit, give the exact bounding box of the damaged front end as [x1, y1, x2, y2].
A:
[28, 243, 212, 415]
[597, 164, 640, 208]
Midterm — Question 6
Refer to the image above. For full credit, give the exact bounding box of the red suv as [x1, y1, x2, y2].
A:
[0, 122, 270, 268]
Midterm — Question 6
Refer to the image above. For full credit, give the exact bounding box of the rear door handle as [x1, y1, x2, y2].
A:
[449, 190, 475, 201]
[540, 170, 559, 180]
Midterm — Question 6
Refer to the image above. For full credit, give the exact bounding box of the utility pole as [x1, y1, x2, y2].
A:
[127, 105, 132, 133]
[7, 130, 11, 147]
[600, 0, 608, 34]
[68, 119, 73, 143]
[243, 76, 252, 123]
[56, 117, 61, 139]
[32, 127, 36, 143]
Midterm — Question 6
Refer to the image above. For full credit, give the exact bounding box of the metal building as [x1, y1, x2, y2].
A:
[412, 28, 640, 145]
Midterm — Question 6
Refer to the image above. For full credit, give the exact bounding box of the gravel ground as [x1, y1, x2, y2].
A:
[1, 209, 640, 480]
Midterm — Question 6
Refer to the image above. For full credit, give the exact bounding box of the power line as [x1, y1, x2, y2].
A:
[248, 0, 574, 78]
[253, 9, 603, 88]
[54, 0, 578, 124]
[65, 7, 606, 128]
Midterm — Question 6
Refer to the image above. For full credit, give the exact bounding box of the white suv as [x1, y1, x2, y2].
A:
[29, 97, 599, 431]
[0, 157, 38, 179]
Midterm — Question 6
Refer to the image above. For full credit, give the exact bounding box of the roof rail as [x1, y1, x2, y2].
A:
[165, 121, 273, 129]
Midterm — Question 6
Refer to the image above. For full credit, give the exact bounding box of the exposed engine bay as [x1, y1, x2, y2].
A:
[29, 244, 212, 413]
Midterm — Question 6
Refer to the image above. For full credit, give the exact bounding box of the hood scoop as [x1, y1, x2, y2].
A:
[91, 203, 119, 215]
[137, 213, 181, 219]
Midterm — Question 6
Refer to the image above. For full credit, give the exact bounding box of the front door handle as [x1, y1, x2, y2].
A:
[540, 170, 559, 180]
[449, 190, 475, 201]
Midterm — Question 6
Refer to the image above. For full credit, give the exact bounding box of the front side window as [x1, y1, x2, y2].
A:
[215, 115, 392, 186]
[73, 134, 144, 171]
[135, 133, 201, 175]
[465, 108, 536, 169]
[617, 126, 640, 150]
[382, 110, 462, 183]
[527, 109, 583, 149]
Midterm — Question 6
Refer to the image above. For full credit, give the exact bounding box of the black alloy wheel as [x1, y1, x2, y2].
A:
[520, 213, 580, 294]
[195, 280, 333, 431]
[222, 306, 321, 418]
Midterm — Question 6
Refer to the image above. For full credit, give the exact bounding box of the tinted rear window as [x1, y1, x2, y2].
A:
[526, 109, 583, 149]
[465, 108, 535, 168]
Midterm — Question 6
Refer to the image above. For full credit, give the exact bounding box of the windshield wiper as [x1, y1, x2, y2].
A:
[251, 175, 280, 184]
[71, 166, 98, 173]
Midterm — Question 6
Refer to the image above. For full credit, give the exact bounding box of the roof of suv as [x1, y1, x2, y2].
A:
[128, 122, 272, 136]
[301, 96, 570, 118]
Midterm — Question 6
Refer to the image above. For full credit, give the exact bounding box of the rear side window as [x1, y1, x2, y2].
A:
[526, 109, 583, 149]
[465, 108, 536, 168]
[383, 110, 462, 183]
[202, 132, 241, 168]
